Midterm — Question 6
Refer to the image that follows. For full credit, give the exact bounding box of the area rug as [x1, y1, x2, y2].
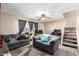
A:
[24, 45, 79, 56]
[24, 45, 51, 56]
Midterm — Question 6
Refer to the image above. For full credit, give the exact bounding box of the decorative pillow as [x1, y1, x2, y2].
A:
[41, 35, 48, 42]
[9, 38, 17, 43]
[17, 36, 27, 40]
[4, 35, 12, 43]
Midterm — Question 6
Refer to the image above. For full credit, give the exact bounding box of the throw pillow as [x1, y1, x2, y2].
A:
[8, 36, 17, 43]
[4, 35, 12, 43]
[41, 35, 48, 42]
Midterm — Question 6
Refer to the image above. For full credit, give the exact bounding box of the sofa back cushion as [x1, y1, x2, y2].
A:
[49, 35, 59, 43]
[51, 29, 61, 36]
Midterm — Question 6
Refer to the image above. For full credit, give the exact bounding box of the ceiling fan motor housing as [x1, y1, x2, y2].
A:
[41, 14, 46, 17]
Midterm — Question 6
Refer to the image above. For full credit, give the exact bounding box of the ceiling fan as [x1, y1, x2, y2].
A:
[35, 14, 52, 21]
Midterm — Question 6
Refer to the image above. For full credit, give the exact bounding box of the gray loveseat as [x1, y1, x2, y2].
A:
[1, 34, 29, 51]
[33, 34, 60, 55]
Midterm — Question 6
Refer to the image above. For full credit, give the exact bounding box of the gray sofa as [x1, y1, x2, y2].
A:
[33, 34, 60, 55]
[2, 34, 29, 51]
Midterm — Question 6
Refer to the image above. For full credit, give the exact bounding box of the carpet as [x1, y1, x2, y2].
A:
[24, 45, 79, 56]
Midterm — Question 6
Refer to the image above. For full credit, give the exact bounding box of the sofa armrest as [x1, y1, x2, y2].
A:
[50, 41, 55, 45]
[50, 38, 59, 46]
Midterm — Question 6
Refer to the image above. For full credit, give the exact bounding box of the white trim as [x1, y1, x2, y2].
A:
[60, 20, 66, 46]
[76, 8, 79, 50]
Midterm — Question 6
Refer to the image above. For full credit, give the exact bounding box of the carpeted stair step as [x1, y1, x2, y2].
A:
[62, 42, 78, 48]
[64, 36, 77, 40]
[64, 34, 76, 36]
[65, 31, 76, 33]
[63, 39, 77, 44]
[63, 27, 77, 49]
[65, 27, 76, 30]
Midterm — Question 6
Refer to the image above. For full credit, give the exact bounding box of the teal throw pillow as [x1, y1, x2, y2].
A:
[41, 36, 48, 42]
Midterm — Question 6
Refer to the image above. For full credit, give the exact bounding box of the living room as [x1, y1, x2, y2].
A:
[0, 3, 79, 56]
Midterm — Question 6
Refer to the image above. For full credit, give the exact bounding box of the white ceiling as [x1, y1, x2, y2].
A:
[1, 3, 79, 20]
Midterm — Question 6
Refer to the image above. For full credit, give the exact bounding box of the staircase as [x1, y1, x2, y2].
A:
[63, 27, 78, 49]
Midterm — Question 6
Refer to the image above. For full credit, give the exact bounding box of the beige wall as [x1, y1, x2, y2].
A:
[38, 22, 45, 33]
[0, 12, 43, 35]
[64, 10, 77, 27]
[37, 20, 65, 34]
[43, 20, 65, 45]
[0, 12, 33, 35]
[0, 12, 19, 35]
[44, 20, 65, 34]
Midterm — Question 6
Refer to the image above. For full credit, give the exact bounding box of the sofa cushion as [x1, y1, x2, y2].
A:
[17, 35, 28, 40]
[3, 35, 12, 43]
[35, 34, 50, 45]
[49, 35, 59, 43]
[9, 38, 17, 44]
[35, 34, 59, 45]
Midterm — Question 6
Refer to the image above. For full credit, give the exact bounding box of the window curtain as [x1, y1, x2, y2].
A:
[18, 20, 38, 34]
[18, 20, 26, 34]
[34, 23, 38, 30]
[21, 21, 30, 34]
[29, 22, 33, 31]
[32, 23, 36, 32]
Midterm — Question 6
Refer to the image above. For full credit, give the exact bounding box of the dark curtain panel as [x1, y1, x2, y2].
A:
[18, 20, 26, 34]
[34, 23, 38, 30]
[18, 20, 38, 34]
[29, 22, 33, 31]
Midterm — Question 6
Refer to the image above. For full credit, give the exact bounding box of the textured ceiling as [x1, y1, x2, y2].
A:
[1, 3, 79, 20]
